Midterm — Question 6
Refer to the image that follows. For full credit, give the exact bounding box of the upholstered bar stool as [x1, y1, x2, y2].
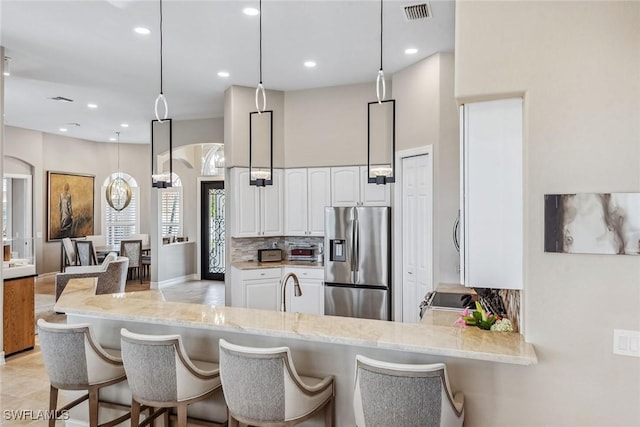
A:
[120, 328, 227, 427]
[219, 339, 335, 426]
[37, 319, 131, 427]
[353, 355, 464, 427]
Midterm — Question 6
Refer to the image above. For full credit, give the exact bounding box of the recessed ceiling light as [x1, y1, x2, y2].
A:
[134, 27, 151, 35]
[121, 123, 129, 128]
[243, 7, 259, 16]
[109, 137, 116, 142]
[304, 61, 317, 68]
[405, 48, 418, 55]
[59, 128, 68, 132]
[87, 103, 98, 109]
[217, 71, 230, 78]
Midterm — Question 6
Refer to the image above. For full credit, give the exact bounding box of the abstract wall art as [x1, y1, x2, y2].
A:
[544, 193, 640, 255]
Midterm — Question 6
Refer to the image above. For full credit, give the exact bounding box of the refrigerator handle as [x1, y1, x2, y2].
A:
[353, 218, 359, 283]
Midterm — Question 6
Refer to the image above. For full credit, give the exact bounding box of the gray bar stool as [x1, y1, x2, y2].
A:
[219, 339, 334, 426]
[120, 328, 227, 427]
[37, 319, 131, 427]
[353, 355, 464, 427]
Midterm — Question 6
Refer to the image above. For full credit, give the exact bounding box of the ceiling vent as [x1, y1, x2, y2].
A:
[49, 96, 74, 103]
[404, 3, 432, 21]
[66, 122, 81, 127]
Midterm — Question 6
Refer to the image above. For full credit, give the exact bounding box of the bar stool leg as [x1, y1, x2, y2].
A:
[163, 409, 170, 427]
[49, 386, 58, 427]
[88, 387, 98, 427]
[177, 403, 187, 427]
[131, 399, 141, 427]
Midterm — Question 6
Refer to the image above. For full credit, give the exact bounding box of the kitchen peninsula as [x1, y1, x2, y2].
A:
[56, 278, 536, 426]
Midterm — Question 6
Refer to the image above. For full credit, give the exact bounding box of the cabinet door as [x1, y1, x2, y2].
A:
[244, 279, 279, 311]
[331, 167, 360, 206]
[307, 168, 331, 236]
[284, 169, 308, 236]
[3, 277, 35, 355]
[462, 98, 523, 289]
[261, 169, 284, 236]
[360, 166, 391, 206]
[284, 268, 325, 315]
[231, 168, 260, 237]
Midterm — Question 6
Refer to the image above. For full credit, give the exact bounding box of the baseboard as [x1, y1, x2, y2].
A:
[154, 273, 198, 289]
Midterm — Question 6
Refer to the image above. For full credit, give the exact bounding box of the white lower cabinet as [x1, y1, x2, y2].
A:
[283, 267, 324, 315]
[231, 267, 282, 310]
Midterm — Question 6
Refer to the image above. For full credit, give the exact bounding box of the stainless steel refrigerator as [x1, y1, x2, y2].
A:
[324, 206, 391, 320]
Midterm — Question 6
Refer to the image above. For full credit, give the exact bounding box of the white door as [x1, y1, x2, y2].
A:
[402, 154, 433, 323]
[307, 168, 331, 235]
[284, 169, 308, 236]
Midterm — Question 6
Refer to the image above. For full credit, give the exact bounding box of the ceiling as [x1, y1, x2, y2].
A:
[1, 0, 455, 144]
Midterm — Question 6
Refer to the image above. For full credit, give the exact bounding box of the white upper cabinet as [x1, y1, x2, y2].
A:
[461, 98, 523, 290]
[231, 168, 283, 237]
[331, 166, 390, 207]
[284, 168, 331, 236]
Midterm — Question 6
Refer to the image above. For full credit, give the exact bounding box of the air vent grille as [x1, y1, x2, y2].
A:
[404, 3, 431, 21]
[49, 96, 74, 102]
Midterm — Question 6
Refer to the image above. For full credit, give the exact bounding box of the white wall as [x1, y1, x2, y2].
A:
[393, 52, 460, 284]
[284, 82, 382, 167]
[455, 1, 640, 425]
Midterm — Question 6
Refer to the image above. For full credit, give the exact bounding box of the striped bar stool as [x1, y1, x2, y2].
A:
[219, 339, 334, 426]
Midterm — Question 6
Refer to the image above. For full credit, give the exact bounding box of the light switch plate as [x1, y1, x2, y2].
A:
[613, 329, 640, 357]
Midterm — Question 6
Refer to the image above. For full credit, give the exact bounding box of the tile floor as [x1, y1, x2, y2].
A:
[1, 277, 225, 426]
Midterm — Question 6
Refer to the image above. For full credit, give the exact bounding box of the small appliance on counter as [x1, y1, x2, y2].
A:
[257, 248, 282, 262]
[287, 244, 319, 262]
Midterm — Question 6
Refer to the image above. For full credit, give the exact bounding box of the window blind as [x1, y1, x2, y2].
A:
[161, 187, 182, 237]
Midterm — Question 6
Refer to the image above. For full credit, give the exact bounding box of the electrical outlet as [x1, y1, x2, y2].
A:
[613, 329, 640, 357]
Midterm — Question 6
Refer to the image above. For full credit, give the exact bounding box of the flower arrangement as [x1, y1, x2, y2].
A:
[455, 301, 513, 332]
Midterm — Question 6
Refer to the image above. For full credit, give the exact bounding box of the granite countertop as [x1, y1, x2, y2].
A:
[56, 278, 537, 366]
[231, 260, 324, 270]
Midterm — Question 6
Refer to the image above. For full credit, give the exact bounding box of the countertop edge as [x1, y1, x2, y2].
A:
[56, 279, 537, 366]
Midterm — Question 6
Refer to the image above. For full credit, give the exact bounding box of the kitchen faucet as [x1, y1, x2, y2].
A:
[280, 272, 302, 312]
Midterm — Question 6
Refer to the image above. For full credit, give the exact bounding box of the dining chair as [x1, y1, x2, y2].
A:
[86, 235, 106, 262]
[76, 240, 98, 266]
[353, 355, 464, 427]
[120, 239, 142, 283]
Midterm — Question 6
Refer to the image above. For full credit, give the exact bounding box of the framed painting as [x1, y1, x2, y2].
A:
[47, 171, 95, 241]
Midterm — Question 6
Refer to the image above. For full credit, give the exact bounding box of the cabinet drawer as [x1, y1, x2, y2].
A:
[242, 268, 282, 281]
[284, 267, 324, 281]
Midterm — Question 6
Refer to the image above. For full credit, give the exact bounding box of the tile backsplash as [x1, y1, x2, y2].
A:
[230, 236, 324, 262]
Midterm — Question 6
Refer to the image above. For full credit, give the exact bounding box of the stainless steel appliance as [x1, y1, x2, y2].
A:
[258, 249, 282, 262]
[324, 206, 391, 320]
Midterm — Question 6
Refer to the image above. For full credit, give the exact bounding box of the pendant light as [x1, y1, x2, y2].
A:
[249, 0, 273, 187]
[105, 132, 132, 211]
[367, 0, 396, 185]
[154, 0, 168, 122]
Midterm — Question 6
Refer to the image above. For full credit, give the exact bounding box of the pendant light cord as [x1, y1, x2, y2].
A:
[255, 0, 266, 113]
[379, 0, 383, 72]
[116, 132, 121, 173]
[155, 0, 168, 121]
[259, 0, 263, 85]
[159, 0, 164, 95]
[376, 0, 386, 103]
